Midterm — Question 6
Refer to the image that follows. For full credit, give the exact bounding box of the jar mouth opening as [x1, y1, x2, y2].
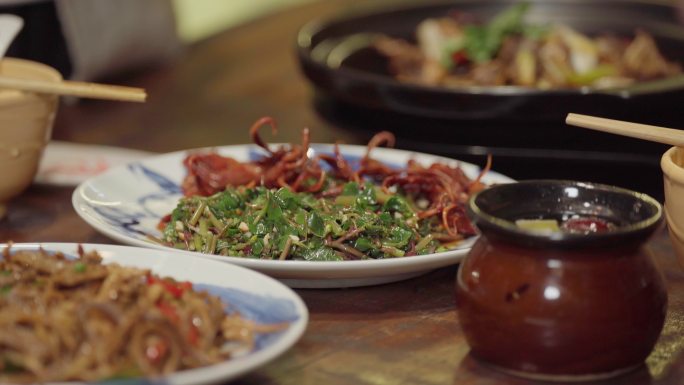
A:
[468, 180, 663, 245]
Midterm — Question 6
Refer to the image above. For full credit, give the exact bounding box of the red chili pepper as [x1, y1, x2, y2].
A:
[146, 273, 157, 285]
[451, 50, 469, 66]
[163, 282, 185, 299]
[563, 218, 612, 233]
[146, 340, 169, 364]
[146, 273, 192, 299]
[187, 324, 199, 346]
[157, 214, 172, 230]
[156, 301, 180, 324]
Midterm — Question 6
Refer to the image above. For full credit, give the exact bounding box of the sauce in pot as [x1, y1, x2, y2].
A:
[515, 216, 617, 235]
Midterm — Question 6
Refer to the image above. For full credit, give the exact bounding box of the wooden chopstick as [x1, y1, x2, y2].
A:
[566, 113, 684, 147]
[0, 75, 147, 102]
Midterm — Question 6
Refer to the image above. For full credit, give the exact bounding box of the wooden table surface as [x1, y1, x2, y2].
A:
[3, 1, 684, 384]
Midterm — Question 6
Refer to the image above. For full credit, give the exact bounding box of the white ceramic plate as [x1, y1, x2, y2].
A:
[72, 144, 514, 288]
[1, 242, 308, 385]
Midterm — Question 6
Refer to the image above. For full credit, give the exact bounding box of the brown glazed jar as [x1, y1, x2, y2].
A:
[456, 180, 666, 381]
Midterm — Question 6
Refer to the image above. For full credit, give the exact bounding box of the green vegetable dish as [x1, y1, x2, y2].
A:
[163, 183, 466, 261]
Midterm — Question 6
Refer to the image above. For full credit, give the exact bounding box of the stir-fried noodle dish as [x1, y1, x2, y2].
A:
[0, 246, 284, 383]
[158, 117, 491, 260]
[374, 2, 681, 89]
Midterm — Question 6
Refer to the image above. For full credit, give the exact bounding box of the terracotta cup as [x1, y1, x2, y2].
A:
[0, 58, 61, 216]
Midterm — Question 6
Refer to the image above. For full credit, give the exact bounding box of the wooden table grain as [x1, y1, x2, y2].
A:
[2, 1, 684, 384]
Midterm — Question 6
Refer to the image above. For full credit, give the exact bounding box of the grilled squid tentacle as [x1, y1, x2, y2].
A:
[249, 116, 278, 154]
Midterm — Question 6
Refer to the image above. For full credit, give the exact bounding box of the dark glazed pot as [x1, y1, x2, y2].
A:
[456, 180, 667, 381]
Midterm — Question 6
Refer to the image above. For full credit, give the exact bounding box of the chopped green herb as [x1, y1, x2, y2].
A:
[163, 183, 451, 260]
[2, 357, 24, 374]
[442, 2, 548, 66]
[73, 262, 87, 273]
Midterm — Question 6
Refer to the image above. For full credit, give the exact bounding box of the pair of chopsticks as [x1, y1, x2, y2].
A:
[0, 75, 146, 102]
[566, 113, 684, 147]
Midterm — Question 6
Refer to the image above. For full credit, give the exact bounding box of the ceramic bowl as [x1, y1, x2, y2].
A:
[297, 0, 684, 122]
[661, 146, 684, 267]
[0, 58, 61, 216]
[456, 180, 666, 381]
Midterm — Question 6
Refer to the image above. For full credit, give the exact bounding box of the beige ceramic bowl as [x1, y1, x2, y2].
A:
[0, 58, 61, 216]
[661, 146, 684, 267]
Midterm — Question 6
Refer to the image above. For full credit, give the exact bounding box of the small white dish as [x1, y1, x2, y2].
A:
[36, 141, 153, 186]
[72, 144, 514, 288]
[1, 242, 308, 385]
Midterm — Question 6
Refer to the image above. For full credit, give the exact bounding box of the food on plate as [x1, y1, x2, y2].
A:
[159, 117, 491, 260]
[374, 2, 681, 89]
[0, 246, 285, 383]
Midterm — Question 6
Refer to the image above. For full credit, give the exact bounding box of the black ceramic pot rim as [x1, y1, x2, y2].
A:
[467, 180, 663, 248]
[296, 0, 684, 98]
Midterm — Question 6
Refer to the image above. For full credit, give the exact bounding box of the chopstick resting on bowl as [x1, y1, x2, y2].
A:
[566, 113, 684, 147]
[0, 75, 146, 102]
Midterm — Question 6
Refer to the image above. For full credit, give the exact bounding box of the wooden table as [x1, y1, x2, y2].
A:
[3, 1, 684, 384]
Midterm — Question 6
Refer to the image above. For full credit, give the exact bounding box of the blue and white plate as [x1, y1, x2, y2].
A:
[1, 243, 308, 385]
[72, 144, 514, 288]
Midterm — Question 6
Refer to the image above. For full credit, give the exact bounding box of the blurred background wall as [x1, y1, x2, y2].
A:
[172, 0, 316, 43]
